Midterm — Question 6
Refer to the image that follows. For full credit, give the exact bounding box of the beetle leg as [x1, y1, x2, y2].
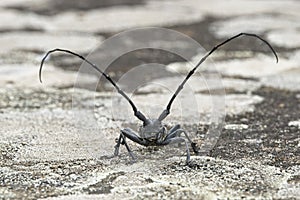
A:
[168, 124, 181, 137]
[162, 137, 191, 164]
[165, 127, 198, 154]
[114, 134, 123, 156]
[122, 128, 148, 145]
[114, 133, 136, 160]
[114, 128, 148, 161]
[164, 124, 182, 147]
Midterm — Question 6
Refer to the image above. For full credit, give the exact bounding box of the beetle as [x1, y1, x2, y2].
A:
[39, 32, 278, 164]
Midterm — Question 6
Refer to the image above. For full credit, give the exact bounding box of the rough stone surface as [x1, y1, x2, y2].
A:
[211, 15, 300, 39]
[0, 64, 99, 89]
[0, 32, 102, 53]
[268, 29, 300, 49]
[0, 0, 299, 199]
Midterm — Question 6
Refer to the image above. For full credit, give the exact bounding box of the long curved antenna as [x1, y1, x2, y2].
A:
[39, 48, 149, 124]
[158, 32, 278, 121]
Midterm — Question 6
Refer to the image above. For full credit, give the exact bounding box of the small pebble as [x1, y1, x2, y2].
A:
[288, 120, 300, 129]
[224, 124, 249, 130]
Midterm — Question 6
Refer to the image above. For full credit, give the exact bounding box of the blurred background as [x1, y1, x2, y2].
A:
[0, 0, 299, 90]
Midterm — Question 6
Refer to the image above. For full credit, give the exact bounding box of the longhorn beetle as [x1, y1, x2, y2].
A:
[39, 33, 278, 164]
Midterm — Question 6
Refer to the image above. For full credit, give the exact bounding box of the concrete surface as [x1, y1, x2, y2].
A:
[0, 0, 299, 199]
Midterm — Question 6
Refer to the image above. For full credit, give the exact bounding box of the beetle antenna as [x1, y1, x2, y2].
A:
[39, 48, 149, 124]
[158, 32, 278, 121]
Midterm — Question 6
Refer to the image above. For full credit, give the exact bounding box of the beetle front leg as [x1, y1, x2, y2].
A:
[166, 126, 199, 154]
[114, 128, 148, 161]
[114, 131, 136, 160]
[168, 124, 181, 135]
[162, 137, 191, 164]
[114, 134, 125, 156]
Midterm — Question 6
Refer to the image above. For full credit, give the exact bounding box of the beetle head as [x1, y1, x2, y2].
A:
[139, 119, 167, 142]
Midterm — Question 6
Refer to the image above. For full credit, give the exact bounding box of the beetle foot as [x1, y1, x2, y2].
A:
[186, 159, 197, 168]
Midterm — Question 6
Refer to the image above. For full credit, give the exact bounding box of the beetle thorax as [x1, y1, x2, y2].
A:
[139, 119, 167, 142]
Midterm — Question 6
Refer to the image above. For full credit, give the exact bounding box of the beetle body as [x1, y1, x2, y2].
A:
[139, 119, 166, 143]
[39, 32, 278, 164]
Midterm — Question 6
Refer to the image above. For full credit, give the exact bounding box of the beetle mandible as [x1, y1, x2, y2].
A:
[39, 32, 278, 164]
